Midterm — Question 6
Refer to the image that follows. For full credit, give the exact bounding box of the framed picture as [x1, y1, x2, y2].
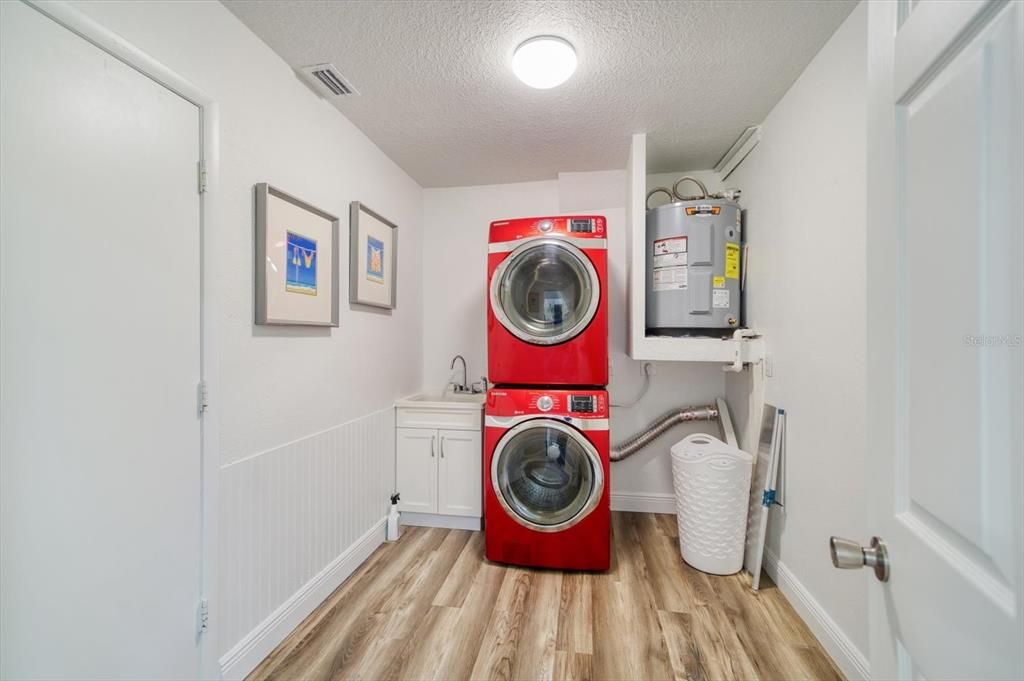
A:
[349, 202, 397, 309]
[255, 183, 339, 326]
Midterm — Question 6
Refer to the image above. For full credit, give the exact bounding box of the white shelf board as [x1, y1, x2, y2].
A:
[630, 333, 765, 364]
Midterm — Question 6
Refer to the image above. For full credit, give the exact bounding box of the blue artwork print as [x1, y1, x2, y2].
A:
[366, 235, 385, 283]
[286, 231, 317, 296]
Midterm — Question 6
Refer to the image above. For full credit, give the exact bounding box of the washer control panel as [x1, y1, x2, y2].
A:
[569, 394, 596, 413]
[491, 389, 607, 418]
[569, 218, 595, 233]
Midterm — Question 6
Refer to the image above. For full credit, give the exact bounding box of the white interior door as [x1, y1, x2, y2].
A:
[865, 1, 1023, 679]
[438, 429, 482, 516]
[0, 2, 204, 678]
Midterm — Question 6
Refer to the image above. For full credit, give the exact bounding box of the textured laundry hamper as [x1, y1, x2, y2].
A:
[670, 433, 754, 575]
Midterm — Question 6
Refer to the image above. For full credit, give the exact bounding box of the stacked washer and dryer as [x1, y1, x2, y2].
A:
[484, 216, 611, 570]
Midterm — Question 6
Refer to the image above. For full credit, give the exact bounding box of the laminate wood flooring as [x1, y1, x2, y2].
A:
[247, 512, 843, 681]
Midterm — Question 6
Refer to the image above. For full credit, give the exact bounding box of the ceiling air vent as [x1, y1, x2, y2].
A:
[299, 63, 359, 98]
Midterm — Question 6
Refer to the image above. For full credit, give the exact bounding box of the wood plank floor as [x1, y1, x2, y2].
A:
[247, 512, 843, 681]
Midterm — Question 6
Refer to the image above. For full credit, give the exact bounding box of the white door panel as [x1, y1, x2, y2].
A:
[438, 429, 482, 517]
[396, 428, 438, 513]
[0, 2, 203, 678]
[866, 1, 1023, 679]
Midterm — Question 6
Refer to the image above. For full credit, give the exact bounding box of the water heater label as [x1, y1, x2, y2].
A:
[725, 242, 740, 279]
[713, 289, 731, 308]
[653, 236, 688, 270]
[653, 265, 687, 291]
[653, 236, 687, 255]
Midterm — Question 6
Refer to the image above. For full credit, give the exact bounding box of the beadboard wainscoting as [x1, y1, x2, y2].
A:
[218, 407, 396, 680]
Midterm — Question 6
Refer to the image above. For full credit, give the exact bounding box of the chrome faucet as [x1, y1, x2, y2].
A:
[449, 355, 469, 393]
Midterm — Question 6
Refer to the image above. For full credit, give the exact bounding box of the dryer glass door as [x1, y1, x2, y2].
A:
[492, 420, 604, 532]
[492, 239, 599, 345]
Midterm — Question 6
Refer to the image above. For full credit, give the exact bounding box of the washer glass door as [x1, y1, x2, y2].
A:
[493, 420, 603, 531]
[492, 240, 599, 345]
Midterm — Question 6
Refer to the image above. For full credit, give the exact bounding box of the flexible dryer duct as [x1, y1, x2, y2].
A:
[610, 398, 734, 461]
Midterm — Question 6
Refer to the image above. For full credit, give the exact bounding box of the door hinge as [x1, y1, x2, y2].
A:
[197, 159, 207, 194]
[198, 380, 209, 415]
[197, 597, 209, 635]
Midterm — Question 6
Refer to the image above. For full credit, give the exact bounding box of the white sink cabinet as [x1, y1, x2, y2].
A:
[394, 393, 483, 530]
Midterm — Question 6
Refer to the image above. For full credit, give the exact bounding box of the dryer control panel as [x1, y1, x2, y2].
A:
[489, 215, 607, 243]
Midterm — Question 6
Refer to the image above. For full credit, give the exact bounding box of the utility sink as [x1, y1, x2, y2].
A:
[395, 392, 485, 410]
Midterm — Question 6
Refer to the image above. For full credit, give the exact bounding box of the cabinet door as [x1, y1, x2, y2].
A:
[396, 428, 437, 513]
[437, 429, 482, 517]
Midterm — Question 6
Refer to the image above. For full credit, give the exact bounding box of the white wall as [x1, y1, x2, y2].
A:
[67, 1, 423, 676]
[727, 3, 869, 676]
[422, 170, 727, 506]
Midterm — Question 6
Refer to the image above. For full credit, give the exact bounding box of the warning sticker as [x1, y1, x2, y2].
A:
[713, 276, 726, 289]
[653, 237, 688, 284]
[653, 250, 687, 269]
[725, 243, 740, 279]
[653, 236, 687, 256]
[653, 266, 687, 291]
[713, 289, 731, 309]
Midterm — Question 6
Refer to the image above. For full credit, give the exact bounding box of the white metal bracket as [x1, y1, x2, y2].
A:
[723, 328, 760, 372]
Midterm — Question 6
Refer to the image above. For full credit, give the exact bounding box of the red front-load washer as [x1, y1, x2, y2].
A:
[484, 387, 610, 571]
[487, 216, 608, 386]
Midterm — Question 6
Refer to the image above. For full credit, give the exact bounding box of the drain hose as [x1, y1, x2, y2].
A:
[610, 404, 720, 461]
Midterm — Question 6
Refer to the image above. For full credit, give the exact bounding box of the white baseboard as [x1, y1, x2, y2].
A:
[219, 518, 386, 680]
[402, 512, 481, 531]
[610, 491, 676, 514]
[763, 549, 870, 681]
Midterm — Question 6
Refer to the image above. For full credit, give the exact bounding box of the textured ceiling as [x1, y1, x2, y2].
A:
[223, 0, 856, 188]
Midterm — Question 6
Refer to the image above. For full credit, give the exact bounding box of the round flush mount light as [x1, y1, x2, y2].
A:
[512, 36, 577, 89]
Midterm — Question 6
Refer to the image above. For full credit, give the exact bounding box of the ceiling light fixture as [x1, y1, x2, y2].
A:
[512, 36, 577, 89]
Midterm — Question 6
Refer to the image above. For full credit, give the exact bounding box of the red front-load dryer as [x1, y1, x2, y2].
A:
[487, 216, 608, 386]
[484, 387, 610, 571]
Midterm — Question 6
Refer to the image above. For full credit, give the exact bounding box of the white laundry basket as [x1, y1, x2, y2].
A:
[670, 433, 754, 575]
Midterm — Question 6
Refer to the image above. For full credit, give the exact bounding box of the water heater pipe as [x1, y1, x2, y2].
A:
[672, 176, 710, 200]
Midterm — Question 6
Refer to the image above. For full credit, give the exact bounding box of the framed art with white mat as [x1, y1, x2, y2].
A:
[254, 183, 339, 326]
[349, 202, 397, 309]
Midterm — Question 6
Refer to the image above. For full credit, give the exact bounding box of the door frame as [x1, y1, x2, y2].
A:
[24, 2, 222, 677]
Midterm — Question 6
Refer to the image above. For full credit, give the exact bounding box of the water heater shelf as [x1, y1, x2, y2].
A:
[628, 332, 764, 365]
